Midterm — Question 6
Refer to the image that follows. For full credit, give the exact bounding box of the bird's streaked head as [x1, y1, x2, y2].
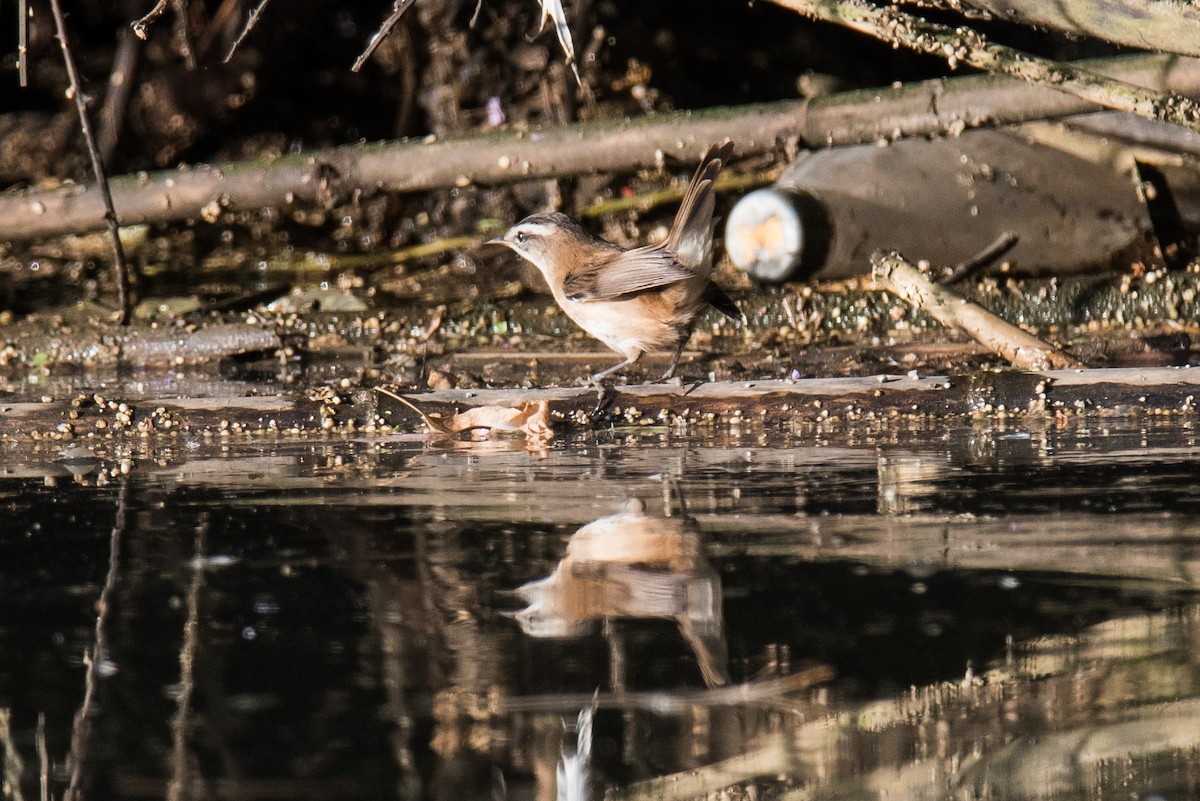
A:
[489, 212, 597, 279]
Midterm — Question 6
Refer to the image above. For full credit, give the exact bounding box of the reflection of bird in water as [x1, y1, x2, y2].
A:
[512, 494, 728, 687]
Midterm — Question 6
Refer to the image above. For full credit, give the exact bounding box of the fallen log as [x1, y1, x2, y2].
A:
[2, 53, 1199, 241]
[960, 0, 1200, 58]
[769, 0, 1200, 131]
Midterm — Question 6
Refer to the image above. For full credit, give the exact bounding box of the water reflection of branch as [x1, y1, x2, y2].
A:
[0, 709, 27, 801]
[37, 713, 47, 801]
[612, 735, 791, 801]
[502, 665, 833, 716]
[64, 477, 127, 801]
[166, 514, 208, 801]
[621, 606, 1200, 801]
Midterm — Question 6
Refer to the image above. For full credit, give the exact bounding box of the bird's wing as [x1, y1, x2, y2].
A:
[666, 139, 735, 271]
[563, 245, 695, 301]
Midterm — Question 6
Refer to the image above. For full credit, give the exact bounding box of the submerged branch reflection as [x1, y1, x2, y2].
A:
[63, 477, 126, 801]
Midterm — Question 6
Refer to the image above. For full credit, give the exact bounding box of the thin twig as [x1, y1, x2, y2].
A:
[131, 0, 169, 39]
[49, 0, 133, 324]
[63, 478, 128, 801]
[196, 0, 242, 60]
[941, 230, 1019, 284]
[223, 0, 271, 63]
[352, 0, 418, 73]
[169, 0, 196, 69]
[18, 0, 29, 87]
[768, 0, 1200, 132]
[98, 26, 142, 168]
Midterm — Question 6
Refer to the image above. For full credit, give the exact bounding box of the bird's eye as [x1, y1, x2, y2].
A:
[515, 231, 527, 244]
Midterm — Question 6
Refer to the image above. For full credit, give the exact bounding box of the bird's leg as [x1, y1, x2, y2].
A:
[585, 352, 642, 386]
[659, 339, 689, 381]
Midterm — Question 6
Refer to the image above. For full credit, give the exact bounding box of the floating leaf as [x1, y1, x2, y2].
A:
[376, 387, 552, 445]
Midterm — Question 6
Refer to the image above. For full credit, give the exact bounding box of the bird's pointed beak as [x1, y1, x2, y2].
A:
[484, 236, 512, 249]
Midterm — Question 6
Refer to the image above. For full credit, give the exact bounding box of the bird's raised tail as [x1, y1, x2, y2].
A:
[666, 140, 735, 272]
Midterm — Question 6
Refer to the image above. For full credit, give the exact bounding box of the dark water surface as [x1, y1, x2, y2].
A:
[2, 417, 1200, 800]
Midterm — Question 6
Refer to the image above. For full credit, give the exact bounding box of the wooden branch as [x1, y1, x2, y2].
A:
[18, 0, 28, 87]
[49, 0, 133, 325]
[223, 0, 271, 63]
[3, 53, 1199, 242]
[960, 0, 1200, 58]
[940, 230, 1018, 284]
[169, 0, 196, 69]
[131, 0, 169, 40]
[97, 25, 141, 167]
[768, 0, 1200, 132]
[871, 250, 1085, 370]
[352, 0, 418, 73]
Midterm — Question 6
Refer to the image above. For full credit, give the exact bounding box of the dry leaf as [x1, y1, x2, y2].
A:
[375, 387, 552, 444]
[535, 0, 581, 86]
[443, 400, 549, 434]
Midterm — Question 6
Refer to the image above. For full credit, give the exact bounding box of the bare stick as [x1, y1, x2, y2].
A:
[18, 0, 29, 87]
[169, 0, 196, 69]
[48, 0, 133, 324]
[352, 0, 418, 73]
[98, 25, 142, 168]
[768, 0, 1200, 132]
[871, 250, 1085, 370]
[63, 478, 127, 801]
[223, 0, 271, 63]
[131, 0, 169, 39]
[5, 52, 1200, 243]
[196, 0, 241, 59]
[941, 230, 1018, 284]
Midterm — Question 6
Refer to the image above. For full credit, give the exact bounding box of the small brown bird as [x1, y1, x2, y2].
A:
[491, 140, 740, 383]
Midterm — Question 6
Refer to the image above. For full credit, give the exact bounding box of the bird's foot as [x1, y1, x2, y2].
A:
[588, 384, 614, 423]
[578, 373, 616, 390]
